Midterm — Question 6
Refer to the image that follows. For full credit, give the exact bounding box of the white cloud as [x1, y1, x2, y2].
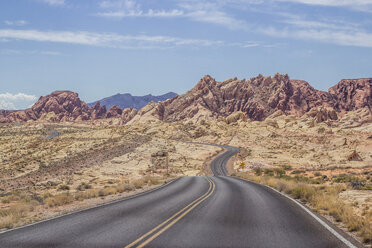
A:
[0, 28, 260, 49]
[261, 26, 372, 47]
[97, 0, 184, 18]
[4, 20, 28, 26]
[0, 93, 37, 110]
[0, 49, 63, 56]
[38, 0, 65, 6]
[276, 0, 372, 12]
[97, 9, 184, 18]
[277, 0, 372, 7]
[97, 0, 249, 30]
[99, 0, 136, 9]
[0, 100, 16, 110]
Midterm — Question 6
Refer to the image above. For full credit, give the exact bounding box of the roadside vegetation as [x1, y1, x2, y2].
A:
[0, 176, 163, 229]
[236, 169, 372, 245]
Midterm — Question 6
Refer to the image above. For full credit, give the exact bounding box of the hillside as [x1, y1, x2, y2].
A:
[0, 74, 370, 124]
[128, 74, 371, 123]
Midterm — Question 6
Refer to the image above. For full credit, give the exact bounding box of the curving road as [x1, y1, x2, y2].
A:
[0, 145, 362, 248]
[210, 145, 240, 176]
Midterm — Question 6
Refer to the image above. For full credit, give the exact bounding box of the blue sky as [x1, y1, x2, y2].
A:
[0, 0, 371, 109]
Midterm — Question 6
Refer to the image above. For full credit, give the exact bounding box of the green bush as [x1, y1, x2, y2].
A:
[254, 168, 262, 176]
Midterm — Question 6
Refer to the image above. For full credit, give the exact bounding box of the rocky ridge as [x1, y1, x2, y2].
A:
[1, 91, 106, 123]
[0, 74, 370, 124]
[128, 74, 371, 124]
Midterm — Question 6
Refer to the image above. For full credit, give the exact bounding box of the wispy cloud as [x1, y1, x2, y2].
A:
[1, 49, 63, 56]
[97, 9, 184, 18]
[281, 19, 359, 31]
[180, 2, 249, 30]
[0, 28, 261, 49]
[96, 0, 248, 30]
[277, 0, 372, 7]
[0, 93, 37, 110]
[261, 25, 372, 47]
[37, 0, 65, 6]
[4, 20, 28, 26]
[276, 0, 372, 12]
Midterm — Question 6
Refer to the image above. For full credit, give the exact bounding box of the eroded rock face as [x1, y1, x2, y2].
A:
[105, 105, 122, 118]
[136, 74, 371, 123]
[121, 108, 138, 124]
[0, 74, 370, 124]
[144, 74, 335, 122]
[89, 102, 107, 120]
[2, 91, 92, 122]
[305, 107, 338, 123]
[0, 91, 113, 123]
[329, 78, 372, 113]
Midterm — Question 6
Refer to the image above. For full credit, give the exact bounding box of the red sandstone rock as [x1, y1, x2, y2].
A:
[329, 78, 371, 113]
[122, 108, 138, 124]
[0, 75, 370, 124]
[105, 105, 123, 118]
[0, 91, 110, 123]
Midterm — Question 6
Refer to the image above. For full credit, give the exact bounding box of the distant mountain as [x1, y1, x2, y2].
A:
[88, 92, 178, 110]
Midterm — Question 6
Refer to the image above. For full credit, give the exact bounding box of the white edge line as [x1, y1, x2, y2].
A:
[234, 177, 358, 248]
[0, 177, 180, 235]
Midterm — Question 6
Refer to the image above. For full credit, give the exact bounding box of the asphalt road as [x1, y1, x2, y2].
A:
[0, 145, 362, 248]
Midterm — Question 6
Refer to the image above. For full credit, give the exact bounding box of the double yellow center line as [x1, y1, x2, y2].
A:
[124, 177, 215, 248]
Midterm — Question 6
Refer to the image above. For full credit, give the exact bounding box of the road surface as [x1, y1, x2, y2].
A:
[0, 145, 361, 248]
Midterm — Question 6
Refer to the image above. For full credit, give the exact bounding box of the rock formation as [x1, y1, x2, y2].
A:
[130, 73, 370, 123]
[329, 78, 371, 113]
[105, 105, 122, 119]
[0, 74, 370, 124]
[0, 91, 112, 123]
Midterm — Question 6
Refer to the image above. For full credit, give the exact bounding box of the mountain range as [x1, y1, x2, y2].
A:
[0, 73, 370, 124]
[88, 92, 177, 110]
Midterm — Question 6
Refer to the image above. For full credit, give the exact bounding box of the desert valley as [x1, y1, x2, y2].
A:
[0, 74, 371, 245]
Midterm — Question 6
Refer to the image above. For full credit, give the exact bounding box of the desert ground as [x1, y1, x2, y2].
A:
[0, 108, 371, 244]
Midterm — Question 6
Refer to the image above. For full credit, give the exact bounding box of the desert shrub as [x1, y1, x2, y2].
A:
[359, 221, 372, 244]
[291, 170, 304, 174]
[58, 184, 70, 191]
[144, 176, 160, 185]
[362, 184, 372, 190]
[293, 175, 313, 183]
[290, 185, 315, 201]
[74, 189, 99, 201]
[333, 174, 351, 183]
[38, 162, 48, 170]
[349, 178, 366, 190]
[1, 197, 11, 204]
[264, 169, 274, 176]
[76, 182, 92, 191]
[0, 215, 15, 229]
[132, 179, 145, 189]
[281, 164, 292, 171]
[274, 168, 286, 178]
[45, 193, 74, 207]
[254, 168, 262, 176]
[314, 172, 322, 177]
[42, 192, 53, 199]
[98, 187, 117, 197]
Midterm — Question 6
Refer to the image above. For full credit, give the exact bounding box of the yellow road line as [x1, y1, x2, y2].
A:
[136, 178, 215, 248]
[124, 177, 214, 248]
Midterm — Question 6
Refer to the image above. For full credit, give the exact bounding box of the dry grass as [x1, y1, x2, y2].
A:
[237, 172, 372, 244]
[0, 200, 38, 229]
[0, 176, 163, 230]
